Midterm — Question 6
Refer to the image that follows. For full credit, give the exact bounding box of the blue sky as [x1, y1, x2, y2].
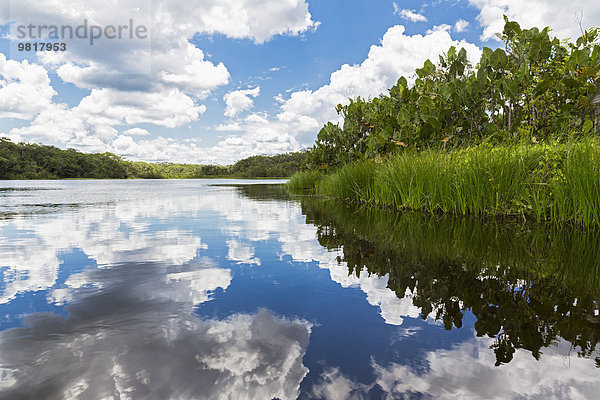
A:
[0, 0, 598, 164]
[190, 0, 481, 142]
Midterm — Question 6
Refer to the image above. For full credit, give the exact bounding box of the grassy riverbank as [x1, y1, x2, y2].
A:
[288, 139, 600, 227]
[288, 19, 600, 227]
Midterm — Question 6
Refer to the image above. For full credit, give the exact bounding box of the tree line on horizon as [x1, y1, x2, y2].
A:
[0, 137, 305, 179]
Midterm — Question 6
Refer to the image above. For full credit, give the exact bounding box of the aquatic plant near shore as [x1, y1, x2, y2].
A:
[286, 170, 324, 192]
[316, 160, 376, 203]
[287, 139, 600, 227]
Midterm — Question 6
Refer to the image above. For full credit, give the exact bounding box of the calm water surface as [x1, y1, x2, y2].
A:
[0, 180, 598, 399]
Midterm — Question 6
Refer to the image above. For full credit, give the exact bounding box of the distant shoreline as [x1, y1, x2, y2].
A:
[0, 176, 289, 181]
[0, 137, 305, 180]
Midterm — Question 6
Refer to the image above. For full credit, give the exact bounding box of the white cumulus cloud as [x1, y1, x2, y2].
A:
[454, 19, 470, 32]
[394, 6, 428, 23]
[224, 87, 261, 118]
[123, 127, 150, 136]
[469, 0, 600, 41]
[0, 54, 56, 120]
[0, 0, 319, 161]
[274, 25, 481, 145]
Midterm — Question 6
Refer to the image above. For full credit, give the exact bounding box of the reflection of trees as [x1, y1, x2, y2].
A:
[299, 198, 600, 367]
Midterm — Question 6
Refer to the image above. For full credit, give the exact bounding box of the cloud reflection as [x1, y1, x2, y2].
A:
[206, 190, 427, 326]
[1, 183, 417, 329]
[0, 197, 206, 304]
[307, 335, 600, 399]
[0, 260, 311, 400]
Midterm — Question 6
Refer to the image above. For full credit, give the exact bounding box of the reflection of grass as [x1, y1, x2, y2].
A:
[231, 184, 291, 201]
[0, 203, 83, 220]
[301, 197, 600, 298]
[290, 139, 600, 227]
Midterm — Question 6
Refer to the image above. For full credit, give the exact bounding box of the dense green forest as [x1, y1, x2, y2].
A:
[230, 153, 307, 178]
[0, 137, 305, 179]
[289, 19, 600, 227]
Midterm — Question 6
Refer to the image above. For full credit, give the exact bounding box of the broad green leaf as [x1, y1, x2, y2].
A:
[440, 84, 452, 101]
[570, 49, 589, 68]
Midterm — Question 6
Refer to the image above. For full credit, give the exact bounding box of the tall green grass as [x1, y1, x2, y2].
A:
[285, 170, 324, 192]
[288, 139, 600, 227]
[315, 160, 376, 202]
[375, 145, 545, 216]
[550, 141, 600, 226]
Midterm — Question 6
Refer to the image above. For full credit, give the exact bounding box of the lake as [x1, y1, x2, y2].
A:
[0, 180, 598, 399]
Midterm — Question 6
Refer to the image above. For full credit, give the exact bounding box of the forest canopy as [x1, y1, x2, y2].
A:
[0, 137, 305, 179]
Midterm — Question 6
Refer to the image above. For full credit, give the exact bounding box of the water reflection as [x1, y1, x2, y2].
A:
[0, 197, 205, 305]
[0, 180, 598, 399]
[299, 197, 600, 367]
[0, 181, 313, 399]
[309, 337, 600, 399]
[0, 260, 311, 399]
